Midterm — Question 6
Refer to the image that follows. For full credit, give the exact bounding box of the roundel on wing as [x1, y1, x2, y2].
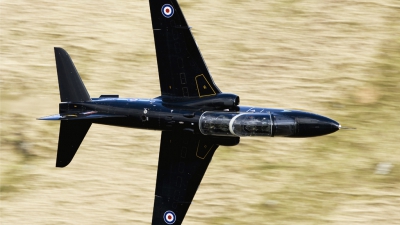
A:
[163, 210, 176, 224]
[161, 4, 174, 18]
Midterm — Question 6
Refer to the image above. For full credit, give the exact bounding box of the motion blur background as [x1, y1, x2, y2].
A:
[1, 0, 399, 224]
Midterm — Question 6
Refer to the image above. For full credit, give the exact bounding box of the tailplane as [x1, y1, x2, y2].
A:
[55, 47, 91, 102]
[53, 47, 92, 167]
[56, 120, 91, 167]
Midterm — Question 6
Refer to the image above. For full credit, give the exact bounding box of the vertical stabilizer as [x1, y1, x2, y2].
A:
[54, 47, 91, 102]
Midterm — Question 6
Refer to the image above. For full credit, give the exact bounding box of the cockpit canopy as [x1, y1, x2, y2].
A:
[199, 112, 297, 137]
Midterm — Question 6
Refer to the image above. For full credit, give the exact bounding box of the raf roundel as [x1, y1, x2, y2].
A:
[161, 4, 174, 18]
[163, 210, 176, 224]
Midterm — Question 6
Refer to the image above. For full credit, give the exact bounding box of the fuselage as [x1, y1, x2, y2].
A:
[58, 96, 339, 138]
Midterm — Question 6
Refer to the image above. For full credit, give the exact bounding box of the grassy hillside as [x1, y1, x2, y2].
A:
[1, 0, 399, 224]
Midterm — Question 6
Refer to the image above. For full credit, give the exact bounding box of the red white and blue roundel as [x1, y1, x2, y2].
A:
[163, 210, 176, 224]
[161, 4, 174, 18]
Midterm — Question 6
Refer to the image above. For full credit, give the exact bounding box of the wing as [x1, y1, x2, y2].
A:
[149, 0, 221, 98]
[152, 131, 219, 224]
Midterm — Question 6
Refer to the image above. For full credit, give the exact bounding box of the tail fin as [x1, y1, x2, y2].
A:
[56, 120, 91, 167]
[149, 0, 221, 98]
[55, 47, 91, 102]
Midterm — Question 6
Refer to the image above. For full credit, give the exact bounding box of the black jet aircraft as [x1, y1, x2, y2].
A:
[40, 0, 341, 224]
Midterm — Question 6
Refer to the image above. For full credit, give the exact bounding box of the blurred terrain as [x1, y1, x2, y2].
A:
[1, 0, 400, 224]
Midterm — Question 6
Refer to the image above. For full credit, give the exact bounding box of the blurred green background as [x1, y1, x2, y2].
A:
[1, 0, 399, 224]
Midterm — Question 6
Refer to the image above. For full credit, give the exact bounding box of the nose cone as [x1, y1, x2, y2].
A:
[293, 112, 340, 137]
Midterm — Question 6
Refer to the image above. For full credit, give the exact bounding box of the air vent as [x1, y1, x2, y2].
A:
[99, 95, 119, 98]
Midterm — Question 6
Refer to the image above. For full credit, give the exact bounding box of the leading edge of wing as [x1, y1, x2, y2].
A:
[152, 131, 219, 224]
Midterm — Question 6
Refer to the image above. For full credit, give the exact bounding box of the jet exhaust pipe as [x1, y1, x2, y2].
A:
[199, 111, 339, 138]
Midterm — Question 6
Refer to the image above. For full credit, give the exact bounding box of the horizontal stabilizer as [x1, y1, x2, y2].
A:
[55, 47, 91, 102]
[56, 120, 91, 167]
